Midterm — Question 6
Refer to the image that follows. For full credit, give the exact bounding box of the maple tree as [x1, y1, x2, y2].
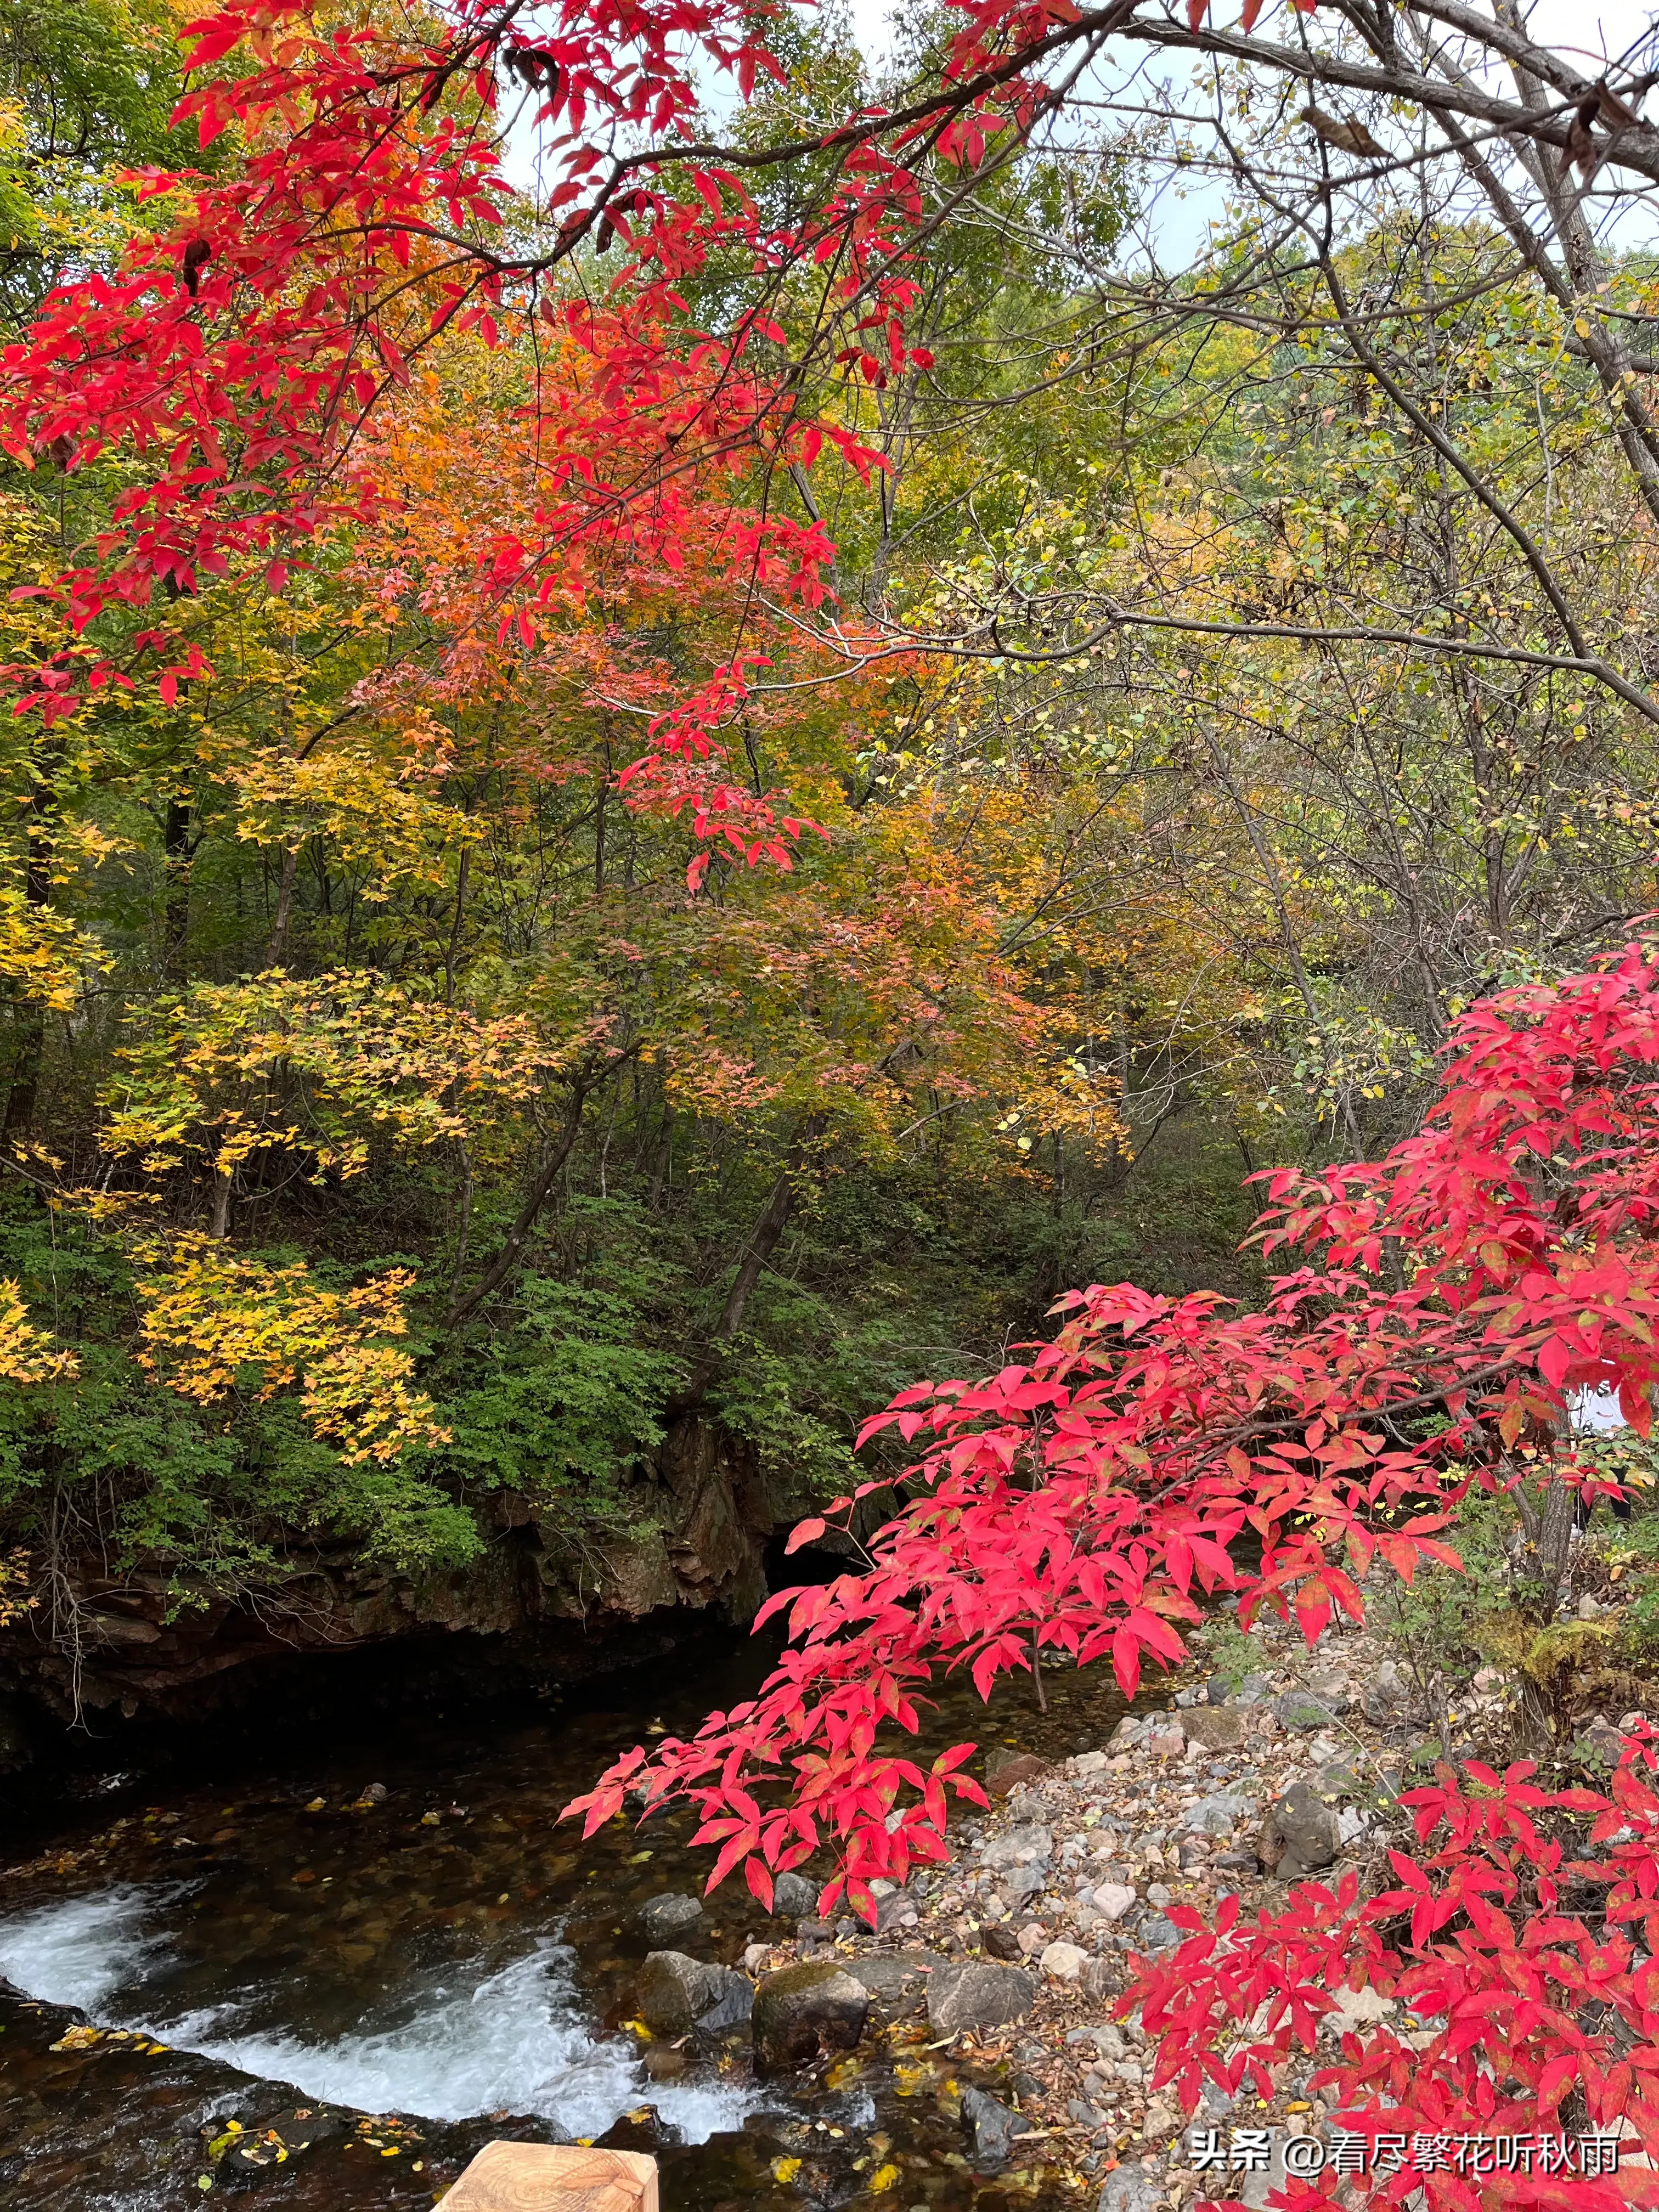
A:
[570, 933, 1659, 2203]
[1137, 1739, 1659, 2210]
[2, 0, 1658, 1894]
[6, 0, 1654, 794]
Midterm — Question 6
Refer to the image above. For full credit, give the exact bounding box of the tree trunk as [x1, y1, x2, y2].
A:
[163, 797, 193, 978]
[4, 806, 52, 1138]
[1514, 1464, 1578, 1747]
[444, 1047, 639, 1335]
[673, 1116, 826, 1412]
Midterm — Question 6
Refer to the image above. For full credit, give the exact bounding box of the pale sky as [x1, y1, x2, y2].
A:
[841, 0, 1658, 75]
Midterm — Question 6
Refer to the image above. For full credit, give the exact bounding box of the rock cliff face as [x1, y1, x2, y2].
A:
[0, 1414, 780, 1762]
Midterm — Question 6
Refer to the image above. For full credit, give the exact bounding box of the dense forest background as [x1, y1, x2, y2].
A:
[2, 0, 1657, 1717]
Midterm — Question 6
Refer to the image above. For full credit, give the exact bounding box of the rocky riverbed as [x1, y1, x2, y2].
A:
[7, 1591, 1612, 2211]
[620, 1601, 1489, 2212]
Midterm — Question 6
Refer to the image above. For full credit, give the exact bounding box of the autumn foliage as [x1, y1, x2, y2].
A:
[569, 937, 1659, 2205]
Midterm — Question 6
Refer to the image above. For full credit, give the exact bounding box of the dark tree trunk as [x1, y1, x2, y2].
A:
[4, 805, 52, 1137]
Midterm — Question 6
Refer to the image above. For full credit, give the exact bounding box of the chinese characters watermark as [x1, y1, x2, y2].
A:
[1185, 2129, 1623, 2180]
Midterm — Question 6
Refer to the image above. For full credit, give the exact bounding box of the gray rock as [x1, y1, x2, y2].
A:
[1079, 1956, 1116, 2004]
[635, 1951, 753, 2038]
[1181, 1791, 1255, 1837]
[1181, 1707, 1248, 1751]
[771, 1870, 819, 1918]
[751, 1961, 869, 2073]
[1273, 1688, 1340, 1730]
[635, 1892, 704, 1944]
[1133, 1912, 1181, 1951]
[1096, 2168, 1159, 2212]
[1363, 1661, 1410, 1726]
[843, 1950, 944, 2015]
[1261, 1779, 1341, 1878]
[1225, 1672, 1272, 1706]
[960, 2086, 1036, 2171]
[872, 1884, 917, 1933]
[927, 1960, 1037, 2038]
[979, 1823, 1053, 1871]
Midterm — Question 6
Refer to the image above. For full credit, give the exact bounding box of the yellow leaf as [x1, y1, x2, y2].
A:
[868, 2163, 903, 2192]
[771, 2157, 802, 2183]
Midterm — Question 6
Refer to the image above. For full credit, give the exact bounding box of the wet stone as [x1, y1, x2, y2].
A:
[634, 1951, 752, 2038]
[986, 1748, 1053, 1798]
[769, 1870, 819, 1918]
[634, 1892, 703, 1944]
[750, 1961, 869, 2074]
[960, 2085, 1035, 2172]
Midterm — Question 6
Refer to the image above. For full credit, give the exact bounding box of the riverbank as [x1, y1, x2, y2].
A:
[672, 1600, 1444, 2212]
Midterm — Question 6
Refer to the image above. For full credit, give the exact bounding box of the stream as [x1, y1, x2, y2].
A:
[0, 1627, 1130, 2211]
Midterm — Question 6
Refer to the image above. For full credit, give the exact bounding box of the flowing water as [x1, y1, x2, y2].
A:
[0, 1627, 1130, 2211]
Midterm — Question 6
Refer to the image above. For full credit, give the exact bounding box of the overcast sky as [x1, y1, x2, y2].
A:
[840, 0, 1659, 76]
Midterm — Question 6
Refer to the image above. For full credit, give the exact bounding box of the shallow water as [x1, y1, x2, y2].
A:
[0, 1627, 1129, 2209]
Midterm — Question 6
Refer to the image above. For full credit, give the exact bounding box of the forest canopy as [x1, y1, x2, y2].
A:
[0, 0, 1657, 1681]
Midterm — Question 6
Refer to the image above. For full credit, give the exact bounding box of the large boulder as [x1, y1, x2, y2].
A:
[635, 1893, 703, 1944]
[1260, 1780, 1341, 1878]
[635, 1951, 753, 2038]
[750, 1961, 869, 2074]
[927, 1960, 1036, 2039]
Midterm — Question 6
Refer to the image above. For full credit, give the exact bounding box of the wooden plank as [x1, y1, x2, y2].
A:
[439, 2142, 659, 2212]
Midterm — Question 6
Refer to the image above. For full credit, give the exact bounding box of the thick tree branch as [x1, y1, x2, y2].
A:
[444, 1045, 639, 1335]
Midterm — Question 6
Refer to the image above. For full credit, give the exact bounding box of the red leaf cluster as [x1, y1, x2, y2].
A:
[566, 936, 1659, 2198]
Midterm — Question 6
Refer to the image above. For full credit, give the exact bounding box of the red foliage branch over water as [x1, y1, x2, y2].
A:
[568, 939, 1659, 2204]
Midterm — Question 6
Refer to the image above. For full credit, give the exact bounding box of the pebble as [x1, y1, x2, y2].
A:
[771, 1610, 1498, 2204]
